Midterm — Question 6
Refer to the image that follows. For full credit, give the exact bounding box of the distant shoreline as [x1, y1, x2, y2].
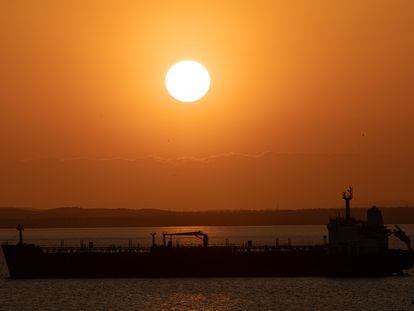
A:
[1, 206, 413, 228]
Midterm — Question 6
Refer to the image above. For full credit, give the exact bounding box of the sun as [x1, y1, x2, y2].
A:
[165, 60, 211, 103]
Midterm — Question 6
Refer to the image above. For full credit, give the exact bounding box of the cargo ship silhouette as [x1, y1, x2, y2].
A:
[2, 188, 413, 278]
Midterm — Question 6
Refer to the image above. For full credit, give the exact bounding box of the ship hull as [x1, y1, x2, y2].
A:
[2, 244, 413, 278]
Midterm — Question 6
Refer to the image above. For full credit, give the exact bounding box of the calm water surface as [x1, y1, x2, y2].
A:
[1, 225, 413, 311]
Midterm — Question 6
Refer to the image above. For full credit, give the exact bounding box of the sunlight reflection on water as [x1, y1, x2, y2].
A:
[1, 277, 414, 310]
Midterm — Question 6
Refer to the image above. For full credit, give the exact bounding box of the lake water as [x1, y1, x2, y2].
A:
[1, 225, 414, 310]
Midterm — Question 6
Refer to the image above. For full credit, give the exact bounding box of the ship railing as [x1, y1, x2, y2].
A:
[40, 246, 152, 254]
[229, 245, 326, 252]
[39, 244, 327, 254]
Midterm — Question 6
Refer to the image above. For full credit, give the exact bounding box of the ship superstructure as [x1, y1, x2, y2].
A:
[328, 187, 411, 255]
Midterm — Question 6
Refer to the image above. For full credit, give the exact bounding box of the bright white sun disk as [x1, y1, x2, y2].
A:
[165, 60, 210, 103]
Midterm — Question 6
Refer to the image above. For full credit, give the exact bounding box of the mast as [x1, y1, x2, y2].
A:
[150, 232, 157, 247]
[342, 187, 353, 222]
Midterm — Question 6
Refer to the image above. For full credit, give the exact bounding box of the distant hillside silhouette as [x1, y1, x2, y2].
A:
[0, 206, 413, 228]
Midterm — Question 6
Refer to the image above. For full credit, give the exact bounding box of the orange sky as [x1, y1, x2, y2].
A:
[0, 1, 413, 209]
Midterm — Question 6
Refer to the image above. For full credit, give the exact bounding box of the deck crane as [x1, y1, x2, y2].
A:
[392, 225, 411, 250]
[162, 231, 209, 248]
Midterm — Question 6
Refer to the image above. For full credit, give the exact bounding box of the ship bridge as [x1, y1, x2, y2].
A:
[327, 187, 411, 254]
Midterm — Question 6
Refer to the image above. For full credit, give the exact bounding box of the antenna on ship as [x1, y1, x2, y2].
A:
[16, 224, 24, 245]
[342, 186, 353, 222]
